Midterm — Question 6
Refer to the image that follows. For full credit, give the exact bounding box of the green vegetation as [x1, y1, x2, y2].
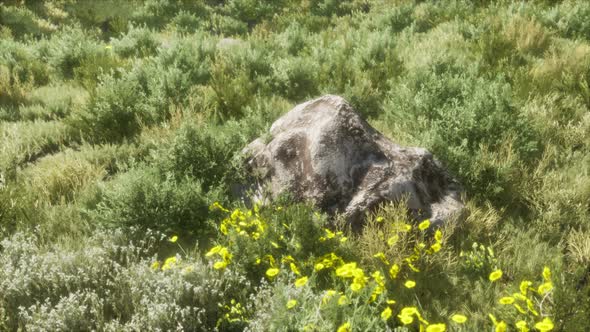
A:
[1, 0, 589, 331]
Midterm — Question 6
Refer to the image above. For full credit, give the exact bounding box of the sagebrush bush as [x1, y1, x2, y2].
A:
[111, 25, 160, 58]
[0, 5, 56, 39]
[0, 39, 51, 110]
[0, 229, 252, 331]
[84, 165, 219, 236]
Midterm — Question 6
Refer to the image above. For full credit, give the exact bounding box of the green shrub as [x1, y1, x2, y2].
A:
[272, 56, 319, 101]
[46, 26, 107, 79]
[61, 0, 134, 39]
[0, 5, 56, 39]
[539, 1, 590, 41]
[385, 69, 541, 207]
[84, 165, 218, 235]
[0, 39, 51, 111]
[111, 25, 160, 58]
[156, 121, 250, 190]
[224, 0, 286, 27]
[68, 71, 153, 143]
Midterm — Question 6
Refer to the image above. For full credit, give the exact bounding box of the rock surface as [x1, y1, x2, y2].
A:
[243, 95, 464, 228]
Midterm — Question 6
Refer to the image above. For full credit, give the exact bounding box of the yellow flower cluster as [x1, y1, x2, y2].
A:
[221, 299, 247, 324]
[162, 256, 177, 271]
[314, 252, 344, 271]
[204, 205, 567, 331]
[319, 228, 347, 243]
[335, 262, 368, 292]
[212, 203, 266, 240]
[491, 266, 555, 331]
[206, 245, 233, 270]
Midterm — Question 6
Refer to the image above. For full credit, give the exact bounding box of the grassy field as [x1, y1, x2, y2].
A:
[1, 0, 589, 331]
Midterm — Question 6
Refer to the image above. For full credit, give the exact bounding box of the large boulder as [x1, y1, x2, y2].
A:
[243, 95, 463, 228]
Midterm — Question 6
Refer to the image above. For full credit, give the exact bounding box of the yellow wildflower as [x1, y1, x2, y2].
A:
[386, 299, 396, 305]
[426, 323, 446, 332]
[430, 242, 442, 253]
[398, 314, 413, 325]
[401, 307, 418, 316]
[534, 318, 554, 332]
[499, 296, 515, 305]
[381, 307, 392, 321]
[542, 266, 551, 281]
[206, 245, 222, 257]
[489, 269, 503, 282]
[514, 303, 527, 314]
[489, 315, 507, 332]
[162, 256, 177, 271]
[407, 262, 421, 272]
[295, 276, 308, 288]
[314, 263, 325, 271]
[151, 261, 160, 270]
[286, 299, 297, 309]
[337, 322, 351, 332]
[434, 230, 443, 243]
[376, 216, 384, 222]
[526, 299, 539, 316]
[389, 264, 400, 279]
[168, 235, 178, 243]
[290, 262, 301, 276]
[325, 228, 335, 238]
[372, 271, 385, 285]
[373, 252, 390, 265]
[489, 314, 498, 325]
[520, 280, 533, 295]
[495, 321, 507, 332]
[210, 201, 229, 212]
[213, 261, 228, 270]
[516, 320, 529, 332]
[404, 280, 416, 288]
[538, 282, 553, 295]
[336, 262, 358, 278]
[451, 314, 467, 323]
[418, 220, 431, 230]
[266, 267, 279, 278]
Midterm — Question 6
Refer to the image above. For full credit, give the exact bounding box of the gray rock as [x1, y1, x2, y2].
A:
[243, 95, 464, 228]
